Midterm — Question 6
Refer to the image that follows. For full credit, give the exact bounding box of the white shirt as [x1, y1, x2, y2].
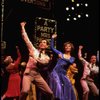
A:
[80, 58, 99, 79]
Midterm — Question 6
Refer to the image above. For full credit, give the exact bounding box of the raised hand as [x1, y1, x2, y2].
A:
[16, 46, 20, 52]
[52, 33, 57, 39]
[79, 45, 83, 49]
[16, 46, 19, 49]
[20, 22, 26, 27]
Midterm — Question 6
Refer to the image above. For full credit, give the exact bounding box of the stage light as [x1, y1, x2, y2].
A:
[71, 0, 74, 2]
[85, 3, 88, 7]
[67, 18, 70, 21]
[65, 1, 89, 22]
[78, 14, 81, 18]
[73, 17, 77, 20]
[76, 3, 80, 7]
[85, 14, 89, 17]
[66, 7, 69, 11]
[71, 7, 74, 10]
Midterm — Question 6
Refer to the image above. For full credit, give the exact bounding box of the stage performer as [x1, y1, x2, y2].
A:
[78, 45, 99, 100]
[19, 22, 54, 100]
[1, 46, 21, 100]
[49, 33, 76, 100]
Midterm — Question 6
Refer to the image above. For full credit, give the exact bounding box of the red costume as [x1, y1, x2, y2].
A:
[5, 48, 21, 98]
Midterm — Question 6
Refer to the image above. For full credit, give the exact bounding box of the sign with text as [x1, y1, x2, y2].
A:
[34, 17, 57, 49]
[20, 0, 52, 10]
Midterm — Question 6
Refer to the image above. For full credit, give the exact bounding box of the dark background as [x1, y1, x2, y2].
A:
[2, 0, 99, 58]
[1, 0, 99, 100]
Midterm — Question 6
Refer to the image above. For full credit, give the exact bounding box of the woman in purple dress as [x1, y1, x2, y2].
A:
[49, 33, 76, 100]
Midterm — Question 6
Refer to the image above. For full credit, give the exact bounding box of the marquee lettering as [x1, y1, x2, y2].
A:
[36, 25, 54, 33]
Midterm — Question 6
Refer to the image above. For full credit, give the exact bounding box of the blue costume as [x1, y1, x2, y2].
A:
[49, 38, 76, 100]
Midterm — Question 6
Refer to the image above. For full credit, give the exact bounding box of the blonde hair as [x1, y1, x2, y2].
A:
[4, 56, 12, 65]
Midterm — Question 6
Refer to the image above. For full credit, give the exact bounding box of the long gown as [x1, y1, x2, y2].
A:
[49, 38, 76, 100]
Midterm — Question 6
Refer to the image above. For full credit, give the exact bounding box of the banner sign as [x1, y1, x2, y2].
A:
[34, 17, 57, 49]
[20, 0, 52, 10]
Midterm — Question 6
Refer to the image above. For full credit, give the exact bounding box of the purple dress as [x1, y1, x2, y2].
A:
[49, 38, 76, 100]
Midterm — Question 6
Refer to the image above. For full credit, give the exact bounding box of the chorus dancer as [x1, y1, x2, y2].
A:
[66, 63, 79, 100]
[49, 33, 76, 100]
[19, 22, 54, 100]
[1, 46, 21, 100]
[78, 45, 99, 100]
